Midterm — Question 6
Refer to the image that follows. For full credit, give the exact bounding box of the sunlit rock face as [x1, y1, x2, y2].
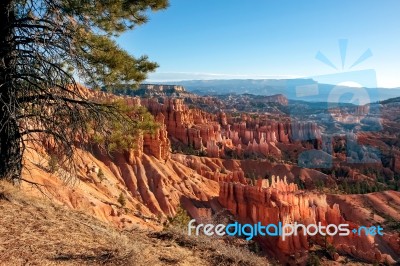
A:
[218, 175, 396, 264]
[22, 88, 220, 230]
[141, 97, 322, 159]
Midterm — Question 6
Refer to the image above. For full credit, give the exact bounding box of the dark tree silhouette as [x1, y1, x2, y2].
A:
[0, 0, 168, 180]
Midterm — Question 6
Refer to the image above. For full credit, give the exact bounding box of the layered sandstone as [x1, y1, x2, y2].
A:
[21, 88, 220, 229]
[141, 97, 322, 159]
[22, 143, 220, 230]
[218, 176, 396, 264]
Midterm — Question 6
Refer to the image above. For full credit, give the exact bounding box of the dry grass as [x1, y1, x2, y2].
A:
[148, 227, 269, 266]
[1, 181, 269, 266]
[0, 181, 137, 265]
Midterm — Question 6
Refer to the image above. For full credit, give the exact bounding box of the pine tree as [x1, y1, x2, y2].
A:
[343, 180, 349, 194]
[355, 182, 361, 194]
[0, 0, 168, 180]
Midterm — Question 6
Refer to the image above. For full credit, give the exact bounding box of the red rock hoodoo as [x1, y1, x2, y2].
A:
[218, 175, 394, 264]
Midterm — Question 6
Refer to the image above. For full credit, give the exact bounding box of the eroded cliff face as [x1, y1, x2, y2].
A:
[21, 90, 220, 229]
[141, 97, 321, 159]
[218, 176, 398, 264]
[22, 143, 220, 230]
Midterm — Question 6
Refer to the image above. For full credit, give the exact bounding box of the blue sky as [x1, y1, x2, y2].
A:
[117, 0, 400, 87]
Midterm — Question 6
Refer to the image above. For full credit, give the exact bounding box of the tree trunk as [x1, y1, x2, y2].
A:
[0, 0, 22, 180]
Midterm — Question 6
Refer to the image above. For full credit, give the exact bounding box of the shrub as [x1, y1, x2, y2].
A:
[48, 155, 59, 173]
[117, 193, 126, 207]
[307, 253, 321, 266]
[97, 168, 105, 181]
[168, 206, 191, 229]
[97, 168, 106, 181]
[326, 244, 337, 259]
[220, 167, 226, 174]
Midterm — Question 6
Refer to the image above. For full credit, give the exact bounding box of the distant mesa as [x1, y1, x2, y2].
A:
[128, 84, 188, 97]
[108, 83, 189, 97]
[140, 84, 185, 92]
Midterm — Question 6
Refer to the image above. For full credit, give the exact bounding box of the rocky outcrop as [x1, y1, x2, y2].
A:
[143, 112, 171, 160]
[139, 84, 185, 92]
[106, 84, 191, 98]
[21, 88, 219, 229]
[141, 97, 322, 159]
[22, 143, 219, 229]
[218, 176, 395, 264]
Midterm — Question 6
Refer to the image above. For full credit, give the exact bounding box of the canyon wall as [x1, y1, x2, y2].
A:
[141, 97, 322, 159]
[21, 91, 220, 229]
[218, 176, 396, 264]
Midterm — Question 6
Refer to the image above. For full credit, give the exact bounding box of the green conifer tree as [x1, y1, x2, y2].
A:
[0, 0, 168, 180]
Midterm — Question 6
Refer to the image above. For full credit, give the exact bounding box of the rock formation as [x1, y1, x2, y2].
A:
[218, 176, 396, 264]
[141, 97, 322, 159]
[21, 88, 220, 229]
[19, 86, 400, 265]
